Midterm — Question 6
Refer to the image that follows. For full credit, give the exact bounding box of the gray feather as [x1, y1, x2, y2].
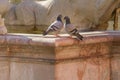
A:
[64, 16, 83, 40]
[43, 15, 63, 36]
[74, 33, 83, 40]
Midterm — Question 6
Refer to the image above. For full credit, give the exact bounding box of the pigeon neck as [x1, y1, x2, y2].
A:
[66, 19, 71, 25]
[57, 17, 62, 22]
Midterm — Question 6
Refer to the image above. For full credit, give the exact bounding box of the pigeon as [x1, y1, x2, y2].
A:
[43, 14, 63, 37]
[64, 16, 83, 40]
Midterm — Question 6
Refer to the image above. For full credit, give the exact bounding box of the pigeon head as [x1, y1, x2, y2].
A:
[64, 16, 69, 20]
[58, 14, 62, 18]
[57, 14, 62, 21]
[64, 16, 71, 24]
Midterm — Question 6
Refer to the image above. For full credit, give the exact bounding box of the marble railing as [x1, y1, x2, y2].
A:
[0, 31, 119, 80]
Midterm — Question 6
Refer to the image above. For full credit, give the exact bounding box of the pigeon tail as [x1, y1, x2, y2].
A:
[75, 33, 83, 40]
[42, 29, 51, 36]
[43, 31, 47, 36]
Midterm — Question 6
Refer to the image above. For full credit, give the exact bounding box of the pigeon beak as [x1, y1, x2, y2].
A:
[64, 17, 66, 20]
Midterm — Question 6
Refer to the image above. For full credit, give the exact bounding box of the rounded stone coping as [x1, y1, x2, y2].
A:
[0, 31, 120, 47]
[55, 31, 115, 47]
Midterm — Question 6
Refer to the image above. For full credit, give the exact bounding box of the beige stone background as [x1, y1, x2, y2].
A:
[108, 17, 120, 31]
[0, 0, 120, 33]
[2, 0, 119, 34]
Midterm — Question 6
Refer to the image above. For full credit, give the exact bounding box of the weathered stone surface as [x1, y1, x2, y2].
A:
[0, 31, 119, 80]
[111, 41, 120, 80]
[0, 0, 12, 15]
[111, 56, 120, 80]
[10, 62, 54, 80]
[55, 58, 110, 80]
[3, 0, 120, 31]
[0, 61, 9, 80]
[55, 42, 111, 60]
[0, 0, 120, 32]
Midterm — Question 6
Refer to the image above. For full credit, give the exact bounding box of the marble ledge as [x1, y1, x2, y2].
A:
[0, 31, 119, 47]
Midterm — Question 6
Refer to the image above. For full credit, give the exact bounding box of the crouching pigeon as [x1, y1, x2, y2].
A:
[64, 16, 83, 40]
[43, 14, 63, 37]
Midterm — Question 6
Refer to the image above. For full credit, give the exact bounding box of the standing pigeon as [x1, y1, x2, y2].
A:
[43, 14, 63, 37]
[64, 16, 83, 40]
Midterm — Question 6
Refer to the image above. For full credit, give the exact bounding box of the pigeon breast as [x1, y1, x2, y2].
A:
[65, 24, 76, 34]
